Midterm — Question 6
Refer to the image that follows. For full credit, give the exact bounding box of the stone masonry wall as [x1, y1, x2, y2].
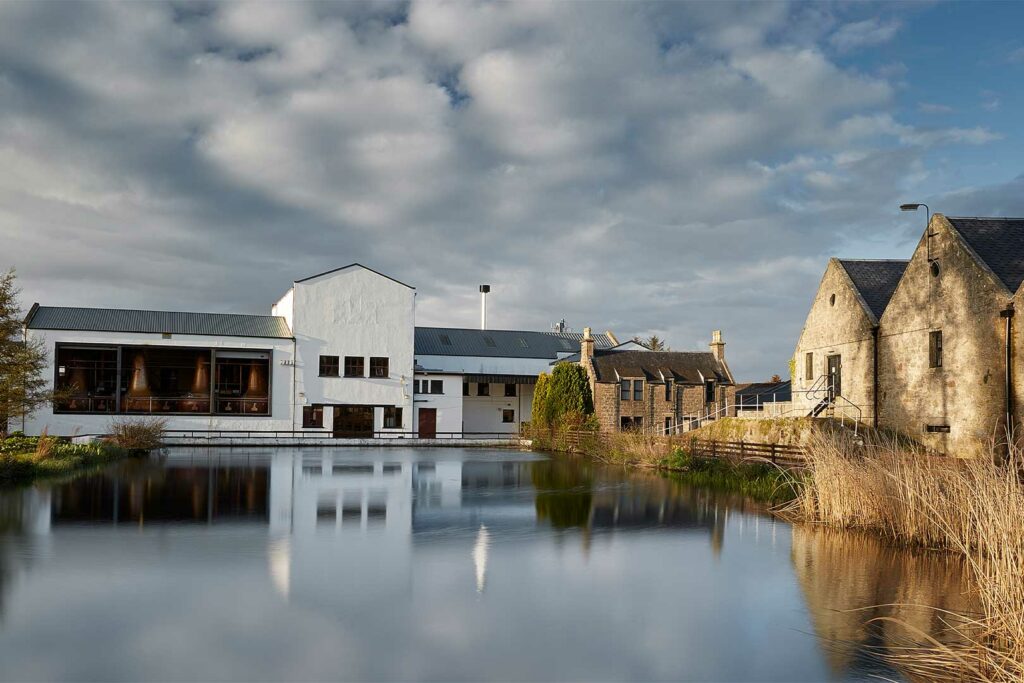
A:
[878, 216, 1012, 456]
[792, 259, 877, 424]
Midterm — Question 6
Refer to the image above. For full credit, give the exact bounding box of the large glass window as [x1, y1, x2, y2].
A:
[54, 346, 119, 413]
[383, 406, 402, 429]
[56, 344, 271, 416]
[121, 346, 213, 414]
[213, 351, 270, 415]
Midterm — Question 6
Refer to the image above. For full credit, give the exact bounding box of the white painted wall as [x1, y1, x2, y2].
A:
[271, 288, 294, 331]
[21, 329, 295, 436]
[412, 374, 463, 437]
[463, 382, 535, 435]
[291, 266, 415, 434]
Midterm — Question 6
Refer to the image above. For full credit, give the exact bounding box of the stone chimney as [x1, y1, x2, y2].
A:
[580, 327, 596, 387]
[710, 330, 725, 362]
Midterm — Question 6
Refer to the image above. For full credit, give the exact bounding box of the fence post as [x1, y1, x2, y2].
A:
[770, 443, 776, 463]
[739, 439, 745, 459]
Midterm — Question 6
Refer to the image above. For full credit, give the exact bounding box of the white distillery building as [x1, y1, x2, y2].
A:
[16, 264, 617, 439]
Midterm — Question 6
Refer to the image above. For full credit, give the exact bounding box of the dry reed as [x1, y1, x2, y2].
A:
[781, 430, 1024, 682]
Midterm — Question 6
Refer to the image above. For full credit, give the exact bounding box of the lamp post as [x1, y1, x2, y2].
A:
[901, 203, 933, 261]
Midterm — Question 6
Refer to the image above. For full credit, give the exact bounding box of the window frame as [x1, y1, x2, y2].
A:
[704, 380, 716, 404]
[633, 379, 643, 402]
[477, 382, 490, 397]
[620, 379, 630, 401]
[303, 405, 324, 428]
[504, 383, 517, 397]
[502, 409, 515, 423]
[344, 356, 365, 378]
[665, 378, 673, 402]
[369, 356, 389, 378]
[430, 379, 444, 395]
[805, 352, 814, 382]
[319, 355, 340, 377]
[929, 330, 943, 368]
[383, 406, 403, 429]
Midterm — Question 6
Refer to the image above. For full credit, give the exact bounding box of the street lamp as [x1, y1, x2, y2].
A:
[901, 203, 934, 260]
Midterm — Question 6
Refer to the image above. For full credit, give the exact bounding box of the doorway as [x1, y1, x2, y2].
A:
[827, 355, 842, 399]
[418, 408, 437, 439]
[333, 406, 374, 438]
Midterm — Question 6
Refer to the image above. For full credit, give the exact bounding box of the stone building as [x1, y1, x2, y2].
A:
[563, 328, 735, 434]
[794, 214, 1024, 456]
[792, 258, 908, 426]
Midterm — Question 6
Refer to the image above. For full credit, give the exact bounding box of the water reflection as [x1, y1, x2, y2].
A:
[792, 526, 977, 679]
[0, 448, 972, 682]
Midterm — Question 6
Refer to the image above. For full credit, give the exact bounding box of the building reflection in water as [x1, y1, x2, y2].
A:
[792, 525, 977, 679]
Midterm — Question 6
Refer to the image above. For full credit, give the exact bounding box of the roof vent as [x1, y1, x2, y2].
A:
[483, 335, 496, 348]
[439, 334, 452, 346]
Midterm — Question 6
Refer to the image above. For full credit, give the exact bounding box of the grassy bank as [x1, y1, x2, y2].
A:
[0, 419, 165, 486]
[781, 433, 1024, 682]
[529, 424, 798, 504]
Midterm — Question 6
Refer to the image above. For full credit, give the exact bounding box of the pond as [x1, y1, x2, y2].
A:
[0, 447, 972, 682]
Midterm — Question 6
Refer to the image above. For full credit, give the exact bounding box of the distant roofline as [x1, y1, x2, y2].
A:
[25, 305, 293, 339]
[415, 325, 605, 336]
[837, 258, 910, 263]
[295, 263, 415, 289]
[945, 215, 1024, 220]
[27, 304, 285, 320]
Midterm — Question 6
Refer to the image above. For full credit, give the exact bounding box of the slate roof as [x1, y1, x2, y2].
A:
[25, 306, 293, 339]
[586, 349, 732, 384]
[736, 381, 792, 406]
[946, 217, 1024, 292]
[837, 259, 909, 321]
[415, 327, 615, 359]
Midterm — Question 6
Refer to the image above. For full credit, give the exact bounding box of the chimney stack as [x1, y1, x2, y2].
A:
[580, 326, 596, 387]
[479, 285, 490, 329]
[710, 330, 725, 362]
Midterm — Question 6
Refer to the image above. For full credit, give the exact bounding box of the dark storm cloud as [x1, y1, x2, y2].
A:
[0, 1, 1005, 377]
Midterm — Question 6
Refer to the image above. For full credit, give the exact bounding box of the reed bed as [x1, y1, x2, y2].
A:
[781, 431, 1024, 682]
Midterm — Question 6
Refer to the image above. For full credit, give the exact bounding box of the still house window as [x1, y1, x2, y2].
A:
[805, 352, 813, 381]
[502, 409, 515, 423]
[929, 330, 943, 368]
[620, 380, 630, 400]
[504, 383, 517, 397]
[303, 405, 323, 428]
[319, 355, 340, 377]
[704, 380, 716, 403]
[665, 379, 673, 402]
[477, 383, 490, 396]
[370, 357, 389, 378]
[344, 356, 364, 377]
[383, 406, 402, 429]
[430, 380, 443, 394]
[633, 380, 643, 401]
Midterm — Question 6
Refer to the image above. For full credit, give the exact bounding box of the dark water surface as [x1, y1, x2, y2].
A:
[0, 447, 971, 682]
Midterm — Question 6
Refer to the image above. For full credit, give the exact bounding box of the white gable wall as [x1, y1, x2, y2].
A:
[292, 266, 415, 432]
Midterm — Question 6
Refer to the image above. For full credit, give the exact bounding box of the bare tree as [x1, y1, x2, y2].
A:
[0, 269, 50, 436]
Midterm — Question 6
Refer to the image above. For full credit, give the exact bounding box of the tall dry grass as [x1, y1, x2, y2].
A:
[781, 430, 1024, 682]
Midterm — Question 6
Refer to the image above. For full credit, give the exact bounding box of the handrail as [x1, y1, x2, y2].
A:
[159, 429, 522, 441]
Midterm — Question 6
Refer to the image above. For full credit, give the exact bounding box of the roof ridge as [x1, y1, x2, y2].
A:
[946, 216, 1024, 221]
[416, 325, 587, 336]
[837, 258, 910, 263]
[36, 305, 284, 319]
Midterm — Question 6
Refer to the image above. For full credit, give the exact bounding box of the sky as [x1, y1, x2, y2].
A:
[2, 0, 1024, 379]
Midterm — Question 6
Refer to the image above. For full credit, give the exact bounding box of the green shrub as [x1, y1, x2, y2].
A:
[107, 417, 166, 451]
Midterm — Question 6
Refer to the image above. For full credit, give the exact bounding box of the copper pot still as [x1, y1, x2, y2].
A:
[126, 353, 152, 397]
[189, 355, 210, 395]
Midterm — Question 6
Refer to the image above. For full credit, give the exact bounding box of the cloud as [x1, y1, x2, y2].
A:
[829, 18, 901, 52]
[918, 102, 953, 114]
[1008, 46, 1024, 64]
[0, 0, 1007, 379]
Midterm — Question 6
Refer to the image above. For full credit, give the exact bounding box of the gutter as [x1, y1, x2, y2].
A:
[1001, 305, 1015, 445]
[872, 325, 880, 429]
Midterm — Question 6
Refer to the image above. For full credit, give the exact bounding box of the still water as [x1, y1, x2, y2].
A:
[0, 448, 971, 682]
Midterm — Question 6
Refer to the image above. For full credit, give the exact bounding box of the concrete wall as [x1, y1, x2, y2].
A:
[463, 382, 534, 435]
[21, 329, 295, 436]
[792, 259, 877, 423]
[878, 216, 1013, 456]
[291, 266, 415, 434]
[413, 373, 463, 436]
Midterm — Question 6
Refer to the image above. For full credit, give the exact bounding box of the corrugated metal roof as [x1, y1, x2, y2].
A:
[415, 327, 615, 359]
[26, 306, 293, 339]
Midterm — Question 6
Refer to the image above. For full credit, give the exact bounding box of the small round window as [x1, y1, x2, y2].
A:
[931, 261, 940, 278]
[829, 293, 836, 306]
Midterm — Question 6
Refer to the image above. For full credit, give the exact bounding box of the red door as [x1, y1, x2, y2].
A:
[418, 408, 437, 439]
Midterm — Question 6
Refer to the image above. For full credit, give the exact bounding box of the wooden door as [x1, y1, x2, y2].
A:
[827, 355, 842, 398]
[418, 408, 437, 439]
[333, 406, 374, 438]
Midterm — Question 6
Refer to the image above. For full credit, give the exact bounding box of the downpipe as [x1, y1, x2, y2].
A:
[1001, 305, 1015, 449]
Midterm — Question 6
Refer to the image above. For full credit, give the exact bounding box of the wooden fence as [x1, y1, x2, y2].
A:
[544, 429, 807, 467]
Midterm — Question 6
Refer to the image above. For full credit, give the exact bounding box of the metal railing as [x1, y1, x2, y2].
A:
[160, 429, 524, 443]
